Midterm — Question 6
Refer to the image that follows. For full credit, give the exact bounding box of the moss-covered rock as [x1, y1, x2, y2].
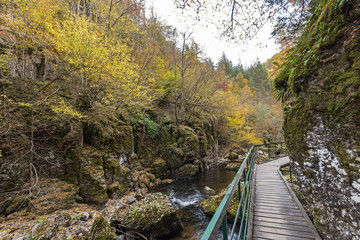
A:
[200, 188, 240, 222]
[78, 146, 108, 204]
[2, 197, 30, 216]
[111, 193, 183, 238]
[175, 163, 199, 177]
[161, 125, 200, 170]
[89, 216, 116, 240]
[152, 157, 168, 177]
[107, 181, 127, 198]
[31, 178, 78, 215]
[31, 219, 58, 240]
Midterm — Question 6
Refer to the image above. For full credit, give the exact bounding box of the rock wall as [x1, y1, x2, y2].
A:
[1, 94, 220, 213]
[275, 0, 360, 239]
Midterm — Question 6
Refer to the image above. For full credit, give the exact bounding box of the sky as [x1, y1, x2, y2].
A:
[145, 0, 280, 67]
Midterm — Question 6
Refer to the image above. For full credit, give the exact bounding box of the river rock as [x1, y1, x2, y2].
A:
[80, 212, 91, 221]
[111, 192, 183, 238]
[203, 186, 215, 195]
[201, 188, 240, 223]
[225, 162, 242, 171]
[126, 196, 137, 204]
[175, 163, 199, 177]
[228, 151, 239, 161]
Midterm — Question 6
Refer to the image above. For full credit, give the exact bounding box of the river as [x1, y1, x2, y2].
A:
[154, 165, 237, 239]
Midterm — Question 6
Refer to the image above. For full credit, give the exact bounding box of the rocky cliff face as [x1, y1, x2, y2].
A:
[275, 0, 360, 239]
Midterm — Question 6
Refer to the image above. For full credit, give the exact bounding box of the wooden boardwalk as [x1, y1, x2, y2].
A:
[252, 157, 321, 240]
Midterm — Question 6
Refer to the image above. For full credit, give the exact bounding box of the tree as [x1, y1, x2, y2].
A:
[174, 0, 315, 43]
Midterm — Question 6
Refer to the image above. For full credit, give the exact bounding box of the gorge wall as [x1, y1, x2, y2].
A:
[275, 0, 360, 239]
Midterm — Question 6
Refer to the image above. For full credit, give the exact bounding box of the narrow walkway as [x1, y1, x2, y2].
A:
[252, 157, 321, 240]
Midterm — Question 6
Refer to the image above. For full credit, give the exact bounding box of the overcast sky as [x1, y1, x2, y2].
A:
[145, 0, 280, 67]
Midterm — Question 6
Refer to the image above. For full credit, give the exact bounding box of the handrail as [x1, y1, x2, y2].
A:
[201, 142, 285, 240]
[277, 163, 322, 240]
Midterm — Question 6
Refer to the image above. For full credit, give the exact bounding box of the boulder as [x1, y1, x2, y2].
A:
[31, 220, 58, 240]
[89, 216, 116, 240]
[175, 163, 199, 177]
[203, 186, 215, 195]
[225, 162, 242, 171]
[152, 158, 168, 177]
[111, 193, 183, 238]
[201, 188, 240, 223]
[78, 146, 108, 204]
[228, 151, 239, 161]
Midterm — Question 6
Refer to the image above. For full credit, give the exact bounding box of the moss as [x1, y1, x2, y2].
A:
[152, 158, 168, 177]
[274, 0, 358, 96]
[303, 169, 316, 179]
[89, 216, 116, 240]
[334, 142, 357, 183]
[113, 193, 177, 232]
[176, 164, 199, 177]
[31, 220, 58, 240]
[78, 146, 108, 204]
[200, 188, 240, 219]
[107, 181, 127, 197]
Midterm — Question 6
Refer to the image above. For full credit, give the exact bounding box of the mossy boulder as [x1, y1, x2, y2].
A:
[111, 193, 183, 238]
[31, 219, 58, 240]
[1, 197, 30, 216]
[89, 216, 116, 240]
[200, 188, 240, 222]
[31, 178, 77, 215]
[107, 181, 127, 198]
[152, 158, 168, 177]
[78, 146, 108, 204]
[229, 151, 239, 161]
[104, 156, 131, 186]
[175, 163, 199, 177]
[161, 125, 200, 170]
[83, 107, 134, 158]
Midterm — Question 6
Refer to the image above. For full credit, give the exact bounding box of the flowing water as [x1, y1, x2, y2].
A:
[154, 165, 237, 239]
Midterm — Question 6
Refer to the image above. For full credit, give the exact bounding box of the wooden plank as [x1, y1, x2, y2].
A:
[255, 204, 299, 211]
[254, 221, 313, 233]
[254, 226, 315, 239]
[254, 209, 303, 217]
[254, 204, 299, 210]
[255, 196, 292, 200]
[253, 231, 314, 240]
[254, 212, 305, 221]
[255, 198, 294, 203]
[255, 193, 292, 197]
[254, 216, 308, 226]
[256, 199, 298, 208]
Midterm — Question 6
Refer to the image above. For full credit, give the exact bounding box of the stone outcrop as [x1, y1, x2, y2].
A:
[111, 193, 183, 238]
[274, 0, 360, 238]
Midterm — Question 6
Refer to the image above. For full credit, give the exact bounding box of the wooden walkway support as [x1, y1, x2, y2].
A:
[252, 157, 322, 240]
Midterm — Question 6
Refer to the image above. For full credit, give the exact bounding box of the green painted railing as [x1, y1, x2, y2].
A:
[201, 142, 285, 240]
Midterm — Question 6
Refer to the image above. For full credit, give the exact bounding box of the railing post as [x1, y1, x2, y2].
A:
[222, 216, 228, 240]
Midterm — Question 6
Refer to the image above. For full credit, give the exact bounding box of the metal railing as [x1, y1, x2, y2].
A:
[201, 142, 285, 240]
[280, 162, 293, 183]
[257, 142, 287, 160]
